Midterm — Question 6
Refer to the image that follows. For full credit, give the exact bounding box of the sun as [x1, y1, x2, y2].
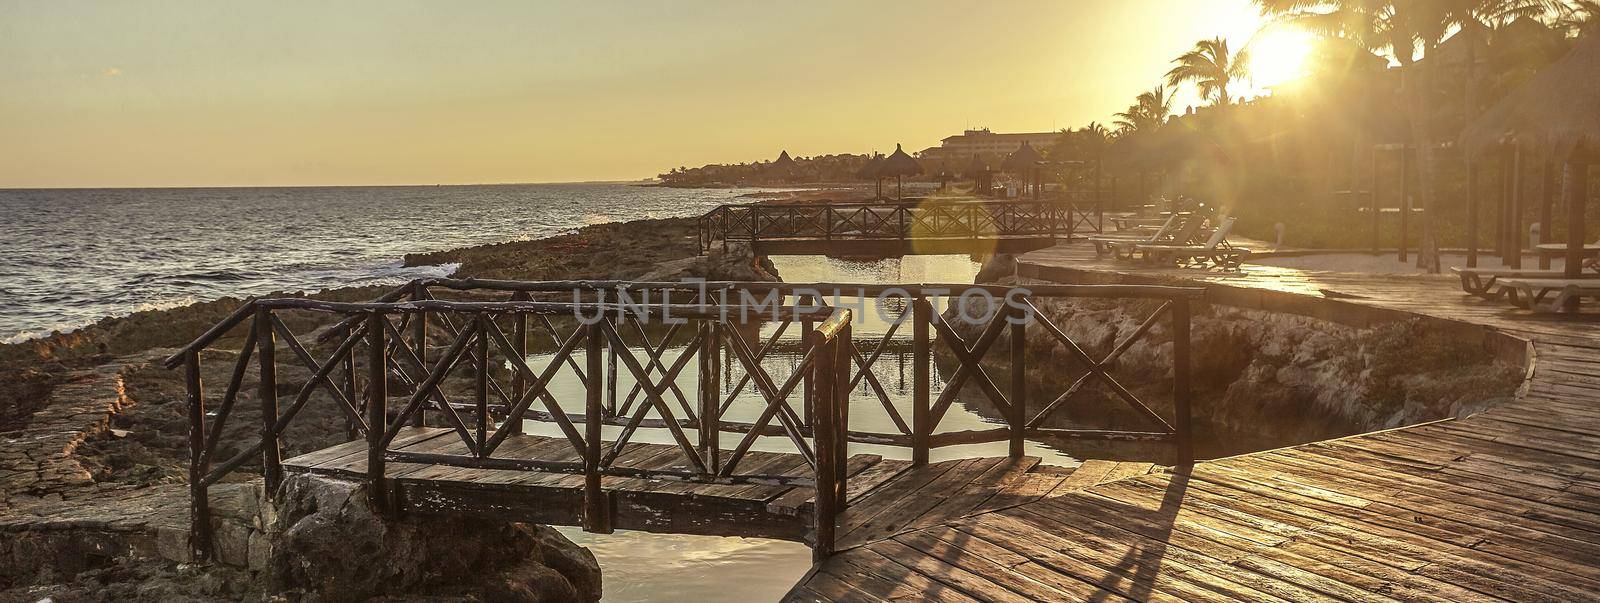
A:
[1242, 29, 1316, 96]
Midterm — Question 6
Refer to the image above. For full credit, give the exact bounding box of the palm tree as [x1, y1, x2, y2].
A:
[1113, 86, 1176, 135]
[1259, 1, 1568, 272]
[1165, 37, 1250, 106]
[1555, 0, 1600, 36]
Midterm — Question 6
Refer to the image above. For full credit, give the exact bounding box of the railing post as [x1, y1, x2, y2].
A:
[811, 328, 839, 563]
[698, 320, 721, 475]
[509, 294, 527, 435]
[255, 307, 282, 495]
[366, 312, 389, 512]
[410, 283, 428, 428]
[833, 321, 850, 510]
[801, 295, 815, 427]
[1009, 307, 1026, 459]
[898, 204, 907, 240]
[911, 297, 931, 466]
[824, 207, 833, 241]
[341, 323, 358, 440]
[1172, 299, 1193, 466]
[185, 350, 215, 562]
[606, 335, 619, 417]
[474, 315, 489, 453]
[583, 321, 613, 533]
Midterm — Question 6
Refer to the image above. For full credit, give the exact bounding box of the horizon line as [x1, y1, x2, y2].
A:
[0, 177, 663, 192]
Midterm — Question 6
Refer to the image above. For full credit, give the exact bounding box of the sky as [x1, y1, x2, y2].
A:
[0, 0, 1282, 188]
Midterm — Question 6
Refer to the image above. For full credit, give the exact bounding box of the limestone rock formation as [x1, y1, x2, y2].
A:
[268, 473, 602, 602]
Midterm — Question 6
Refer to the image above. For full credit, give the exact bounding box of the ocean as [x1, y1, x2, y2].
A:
[0, 182, 763, 343]
[1, 182, 1021, 601]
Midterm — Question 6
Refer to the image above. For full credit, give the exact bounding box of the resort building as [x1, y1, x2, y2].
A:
[918, 128, 1059, 164]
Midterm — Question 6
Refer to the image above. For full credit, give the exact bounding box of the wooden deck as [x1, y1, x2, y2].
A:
[787, 242, 1600, 602]
[283, 430, 1152, 546]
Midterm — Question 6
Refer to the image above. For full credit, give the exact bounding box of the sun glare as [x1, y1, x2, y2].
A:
[1244, 29, 1316, 96]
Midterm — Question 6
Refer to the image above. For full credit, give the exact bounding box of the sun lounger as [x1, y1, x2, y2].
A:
[1452, 265, 1600, 300]
[1497, 278, 1600, 313]
[1103, 214, 1210, 260]
[1136, 216, 1251, 268]
[1088, 214, 1180, 256]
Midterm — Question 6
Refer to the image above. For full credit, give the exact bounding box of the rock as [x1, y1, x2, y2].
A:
[974, 254, 1017, 283]
[268, 474, 601, 602]
[638, 242, 780, 282]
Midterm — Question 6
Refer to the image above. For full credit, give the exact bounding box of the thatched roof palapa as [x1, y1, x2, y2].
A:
[1000, 141, 1045, 173]
[878, 144, 924, 177]
[1460, 34, 1600, 163]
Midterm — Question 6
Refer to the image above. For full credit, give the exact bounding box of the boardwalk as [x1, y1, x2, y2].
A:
[788, 243, 1600, 601]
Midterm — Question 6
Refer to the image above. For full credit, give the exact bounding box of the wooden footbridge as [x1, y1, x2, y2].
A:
[166, 250, 1600, 602]
[166, 278, 1196, 564]
[697, 199, 1103, 256]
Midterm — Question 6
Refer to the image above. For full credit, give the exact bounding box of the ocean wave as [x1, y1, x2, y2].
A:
[0, 183, 767, 342]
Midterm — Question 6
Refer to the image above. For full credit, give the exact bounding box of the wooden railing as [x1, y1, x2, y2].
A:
[166, 277, 1199, 563]
[163, 286, 852, 562]
[697, 199, 1103, 253]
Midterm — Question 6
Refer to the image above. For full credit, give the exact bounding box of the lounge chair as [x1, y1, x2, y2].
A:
[1102, 213, 1211, 260]
[1088, 214, 1180, 256]
[1136, 216, 1251, 268]
[1497, 277, 1600, 313]
[1453, 260, 1600, 300]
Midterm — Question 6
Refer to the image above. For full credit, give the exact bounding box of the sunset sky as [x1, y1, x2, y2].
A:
[0, 0, 1285, 188]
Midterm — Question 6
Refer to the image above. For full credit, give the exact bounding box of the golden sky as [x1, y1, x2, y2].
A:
[0, 0, 1276, 188]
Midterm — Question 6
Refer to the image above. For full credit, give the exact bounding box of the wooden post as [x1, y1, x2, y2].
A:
[185, 350, 215, 561]
[1371, 150, 1381, 254]
[341, 324, 358, 439]
[1566, 163, 1589, 282]
[255, 308, 281, 494]
[583, 321, 612, 533]
[606, 334, 618, 417]
[1510, 145, 1524, 269]
[1172, 299, 1193, 466]
[1468, 161, 1480, 267]
[1399, 147, 1411, 263]
[911, 298, 931, 466]
[698, 320, 721, 475]
[834, 321, 850, 510]
[1008, 308, 1026, 459]
[509, 296, 527, 435]
[1495, 150, 1508, 261]
[366, 312, 388, 511]
[801, 294, 815, 427]
[475, 316, 488, 451]
[1540, 160, 1556, 270]
[811, 329, 840, 563]
[1094, 158, 1104, 232]
[824, 207, 833, 241]
[410, 283, 428, 428]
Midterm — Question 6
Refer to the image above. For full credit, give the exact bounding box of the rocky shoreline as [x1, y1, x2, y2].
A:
[0, 215, 779, 601]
